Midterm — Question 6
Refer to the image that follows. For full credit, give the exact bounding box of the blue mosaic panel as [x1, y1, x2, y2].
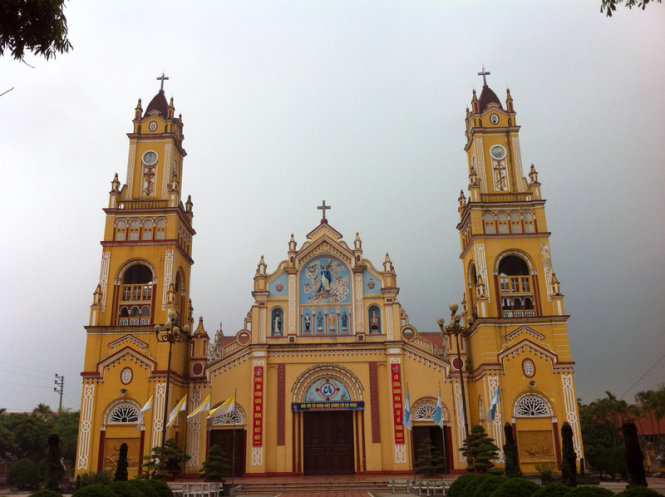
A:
[304, 377, 351, 402]
[299, 256, 351, 304]
[269, 272, 288, 296]
[363, 270, 381, 294]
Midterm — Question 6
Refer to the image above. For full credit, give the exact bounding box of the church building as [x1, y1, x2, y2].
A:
[75, 73, 583, 478]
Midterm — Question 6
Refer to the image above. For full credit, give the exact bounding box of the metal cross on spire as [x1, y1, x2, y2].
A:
[317, 200, 331, 221]
[478, 66, 490, 87]
[157, 72, 169, 91]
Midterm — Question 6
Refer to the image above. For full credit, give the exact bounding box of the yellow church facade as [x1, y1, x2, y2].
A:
[75, 75, 583, 478]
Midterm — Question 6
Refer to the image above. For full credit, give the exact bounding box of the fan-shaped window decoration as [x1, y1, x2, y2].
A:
[514, 394, 551, 417]
[108, 403, 139, 423]
[414, 402, 437, 422]
[212, 409, 244, 426]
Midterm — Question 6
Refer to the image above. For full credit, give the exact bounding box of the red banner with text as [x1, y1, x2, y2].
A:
[252, 365, 264, 447]
[391, 363, 405, 444]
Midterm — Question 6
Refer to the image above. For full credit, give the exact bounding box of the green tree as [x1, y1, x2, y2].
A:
[114, 442, 129, 481]
[142, 439, 190, 479]
[0, 0, 72, 60]
[414, 438, 444, 477]
[45, 432, 65, 491]
[502, 423, 520, 477]
[199, 444, 230, 481]
[562, 422, 577, 487]
[459, 425, 500, 473]
[600, 0, 662, 16]
[623, 422, 647, 487]
[7, 458, 41, 490]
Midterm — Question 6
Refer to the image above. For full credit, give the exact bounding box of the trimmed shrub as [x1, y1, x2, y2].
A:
[114, 443, 129, 482]
[489, 477, 540, 497]
[503, 423, 521, 477]
[615, 487, 661, 497]
[448, 472, 481, 497]
[143, 478, 174, 497]
[622, 422, 647, 488]
[564, 486, 615, 497]
[107, 481, 143, 497]
[29, 490, 62, 497]
[7, 458, 41, 490]
[72, 483, 116, 497]
[126, 479, 159, 497]
[532, 482, 571, 497]
[45, 433, 65, 492]
[561, 422, 577, 487]
[468, 474, 505, 497]
[78, 470, 113, 488]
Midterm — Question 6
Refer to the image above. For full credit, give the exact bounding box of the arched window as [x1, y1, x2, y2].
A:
[142, 218, 154, 240]
[118, 263, 153, 326]
[510, 212, 522, 233]
[497, 212, 509, 234]
[128, 219, 141, 241]
[498, 255, 536, 318]
[108, 403, 139, 423]
[414, 402, 437, 422]
[155, 218, 167, 240]
[212, 409, 244, 426]
[523, 211, 536, 233]
[115, 219, 127, 241]
[514, 394, 551, 417]
[482, 212, 496, 234]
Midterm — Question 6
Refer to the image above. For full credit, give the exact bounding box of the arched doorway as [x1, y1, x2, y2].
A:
[411, 399, 451, 474]
[292, 365, 364, 475]
[209, 407, 246, 477]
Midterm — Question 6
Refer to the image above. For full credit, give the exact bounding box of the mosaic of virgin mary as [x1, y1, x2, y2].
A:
[301, 256, 350, 304]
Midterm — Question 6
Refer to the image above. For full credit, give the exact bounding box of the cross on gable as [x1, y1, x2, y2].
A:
[478, 66, 490, 87]
[317, 200, 331, 220]
[157, 72, 169, 91]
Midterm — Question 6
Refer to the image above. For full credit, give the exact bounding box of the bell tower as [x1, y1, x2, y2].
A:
[76, 76, 196, 477]
[456, 69, 583, 474]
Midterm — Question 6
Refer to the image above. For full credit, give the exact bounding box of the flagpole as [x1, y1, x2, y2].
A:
[439, 382, 448, 475]
[230, 388, 237, 484]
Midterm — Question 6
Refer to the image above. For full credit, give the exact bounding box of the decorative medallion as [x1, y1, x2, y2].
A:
[275, 282, 284, 292]
[522, 358, 536, 378]
[120, 367, 133, 385]
[490, 145, 506, 160]
[367, 278, 376, 289]
[149, 121, 158, 132]
[452, 358, 464, 370]
[490, 114, 499, 125]
[192, 362, 204, 376]
[304, 377, 350, 402]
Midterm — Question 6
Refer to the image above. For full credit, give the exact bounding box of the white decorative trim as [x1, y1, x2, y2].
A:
[454, 382, 465, 465]
[474, 138, 487, 193]
[512, 137, 524, 192]
[162, 250, 174, 310]
[259, 308, 266, 343]
[251, 446, 263, 466]
[187, 387, 202, 467]
[126, 143, 136, 192]
[288, 274, 296, 333]
[152, 382, 166, 448]
[561, 374, 582, 457]
[76, 383, 95, 470]
[355, 273, 363, 331]
[162, 143, 172, 199]
[394, 443, 407, 464]
[541, 242, 553, 301]
[385, 304, 394, 340]
[487, 376, 504, 462]
[474, 244, 490, 303]
[99, 252, 110, 311]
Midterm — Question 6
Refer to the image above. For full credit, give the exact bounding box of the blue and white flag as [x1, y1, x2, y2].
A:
[433, 386, 444, 428]
[488, 386, 500, 421]
[403, 391, 412, 430]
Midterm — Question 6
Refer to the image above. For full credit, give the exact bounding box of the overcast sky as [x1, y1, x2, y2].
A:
[1, 1, 664, 412]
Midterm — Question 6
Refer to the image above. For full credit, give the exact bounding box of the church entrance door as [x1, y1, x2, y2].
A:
[412, 425, 449, 474]
[303, 411, 354, 475]
[209, 429, 245, 477]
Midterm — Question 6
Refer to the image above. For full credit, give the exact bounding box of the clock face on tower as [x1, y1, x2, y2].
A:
[490, 145, 506, 160]
[490, 113, 499, 124]
[142, 151, 158, 165]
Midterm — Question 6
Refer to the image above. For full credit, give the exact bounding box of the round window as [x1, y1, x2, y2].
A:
[142, 151, 158, 165]
[120, 367, 133, 385]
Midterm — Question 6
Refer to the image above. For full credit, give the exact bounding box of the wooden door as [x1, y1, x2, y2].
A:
[303, 411, 354, 475]
[209, 429, 245, 477]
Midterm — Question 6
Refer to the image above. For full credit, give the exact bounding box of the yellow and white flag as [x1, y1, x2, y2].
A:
[207, 394, 235, 419]
[135, 395, 153, 429]
[187, 394, 210, 420]
[166, 395, 187, 429]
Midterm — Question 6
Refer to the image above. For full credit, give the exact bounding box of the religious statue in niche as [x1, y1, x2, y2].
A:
[493, 160, 508, 191]
[303, 313, 311, 333]
[341, 311, 348, 331]
[271, 309, 283, 336]
[316, 310, 324, 332]
[328, 312, 336, 332]
[302, 257, 350, 304]
[369, 307, 381, 334]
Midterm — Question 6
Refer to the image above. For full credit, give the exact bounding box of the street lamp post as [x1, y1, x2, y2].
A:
[437, 303, 472, 443]
[154, 309, 190, 465]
